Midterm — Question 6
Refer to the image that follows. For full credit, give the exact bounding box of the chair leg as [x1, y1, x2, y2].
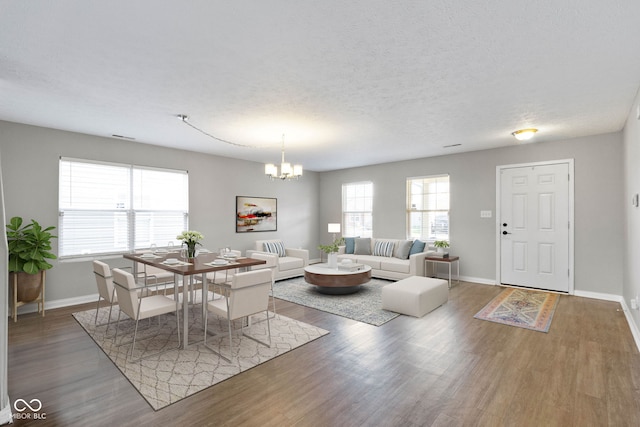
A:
[104, 302, 115, 334]
[227, 316, 234, 364]
[95, 297, 102, 324]
[271, 280, 276, 317]
[129, 318, 141, 361]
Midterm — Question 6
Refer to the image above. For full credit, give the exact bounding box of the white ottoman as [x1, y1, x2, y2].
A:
[381, 276, 448, 317]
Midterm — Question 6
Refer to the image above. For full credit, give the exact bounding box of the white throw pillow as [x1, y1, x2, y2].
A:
[263, 240, 286, 257]
[373, 240, 395, 257]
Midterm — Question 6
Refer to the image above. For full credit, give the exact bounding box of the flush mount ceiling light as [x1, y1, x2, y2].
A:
[265, 135, 303, 181]
[511, 128, 538, 141]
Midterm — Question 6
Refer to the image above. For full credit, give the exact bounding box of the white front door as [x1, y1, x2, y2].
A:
[499, 162, 571, 292]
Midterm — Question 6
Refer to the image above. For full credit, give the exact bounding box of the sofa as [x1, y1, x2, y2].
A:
[337, 237, 435, 280]
[246, 239, 309, 281]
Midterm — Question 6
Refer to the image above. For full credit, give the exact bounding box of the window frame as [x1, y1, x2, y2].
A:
[406, 174, 450, 242]
[341, 181, 373, 238]
[58, 157, 189, 260]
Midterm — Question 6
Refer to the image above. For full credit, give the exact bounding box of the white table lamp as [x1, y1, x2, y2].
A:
[328, 223, 341, 241]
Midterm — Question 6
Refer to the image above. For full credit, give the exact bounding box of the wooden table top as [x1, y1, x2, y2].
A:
[425, 255, 459, 262]
[123, 252, 266, 275]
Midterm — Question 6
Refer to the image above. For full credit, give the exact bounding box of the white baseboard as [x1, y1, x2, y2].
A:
[12, 293, 98, 316]
[619, 299, 640, 353]
[573, 289, 622, 302]
[459, 275, 496, 285]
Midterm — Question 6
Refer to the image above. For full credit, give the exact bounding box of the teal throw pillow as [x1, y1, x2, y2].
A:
[409, 239, 426, 256]
[344, 237, 358, 254]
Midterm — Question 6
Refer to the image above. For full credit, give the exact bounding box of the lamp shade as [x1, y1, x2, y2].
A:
[328, 223, 341, 233]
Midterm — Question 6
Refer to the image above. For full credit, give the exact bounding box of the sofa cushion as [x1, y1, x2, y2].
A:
[354, 238, 372, 255]
[381, 258, 411, 274]
[373, 240, 395, 257]
[278, 256, 304, 271]
[356, 256, 382, 269]
[264, 240, 286, 257]
[409, 239, 426, 255]
[394, 240, 413, 259]
[344, 237, 358, 254]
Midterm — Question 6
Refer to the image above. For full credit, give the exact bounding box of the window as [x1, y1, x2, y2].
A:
[407, 175, 449, 241]
[342, 181, 373, 238]
[59, 158, 188, 258]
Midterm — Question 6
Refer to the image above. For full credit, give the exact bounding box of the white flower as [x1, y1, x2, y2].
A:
[176, 230, 204, 245]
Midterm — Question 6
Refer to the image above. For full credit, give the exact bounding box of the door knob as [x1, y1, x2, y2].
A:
[502, 231, 512, 235]
[503, 223, 508, 227]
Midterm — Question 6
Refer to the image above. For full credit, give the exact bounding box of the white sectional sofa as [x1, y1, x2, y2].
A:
[337, 237, 434, 280]
[246, 239, 309, 281]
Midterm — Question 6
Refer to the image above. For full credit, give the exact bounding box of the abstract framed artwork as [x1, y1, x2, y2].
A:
[236, 196, 277, 233]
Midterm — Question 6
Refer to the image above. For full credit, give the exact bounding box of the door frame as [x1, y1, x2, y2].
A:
[495, 159, 575, 294]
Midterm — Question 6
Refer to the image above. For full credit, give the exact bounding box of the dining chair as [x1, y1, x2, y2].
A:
[249, 251, 278, 316]
[112, 268, 181, 361]
[93, 260, 119, 331]
[197, 249, 243, 300]
[203, 269, 272, 364]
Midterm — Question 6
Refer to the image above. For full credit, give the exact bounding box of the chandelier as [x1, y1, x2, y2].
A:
[265, 135, 303, 180]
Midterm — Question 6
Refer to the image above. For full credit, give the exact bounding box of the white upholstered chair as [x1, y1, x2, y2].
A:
[112, 268, 181, 361]
[246, 239, 309, 280]
[93, 260, 119, 331]
[203, 269, 272, 364]
[249, 251, 278, 315]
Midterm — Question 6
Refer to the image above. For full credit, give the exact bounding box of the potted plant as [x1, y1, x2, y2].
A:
[318, 237, 345, 268]
[433, 240, 450, 254]
[6, 216, 57, 303]
[176, 230, 204, 258]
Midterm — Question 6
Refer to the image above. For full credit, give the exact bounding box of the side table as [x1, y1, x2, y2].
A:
[424, 256, 460, 289]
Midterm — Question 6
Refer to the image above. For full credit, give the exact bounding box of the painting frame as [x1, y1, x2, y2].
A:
[236, 196, 277, 233]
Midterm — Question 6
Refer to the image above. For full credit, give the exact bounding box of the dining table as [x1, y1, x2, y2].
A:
[123, 250, 266, 349]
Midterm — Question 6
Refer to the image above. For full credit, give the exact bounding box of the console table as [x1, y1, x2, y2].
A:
[424, 256, 460, 288]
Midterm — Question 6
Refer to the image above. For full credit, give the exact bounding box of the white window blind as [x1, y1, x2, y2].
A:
[342, 181, 373, 238]
[407, 175, 449, 241]
[59, 158, 188, 258]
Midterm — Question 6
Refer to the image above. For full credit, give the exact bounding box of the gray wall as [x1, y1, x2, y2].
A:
[0, 120, 319, 303]
[0, 118, 627, 303]
[319, 132, 624, 295]
[623, 92, 640, 331]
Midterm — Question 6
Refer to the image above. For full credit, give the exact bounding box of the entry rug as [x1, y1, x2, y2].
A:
[274, 277, 399, 326]
[473, 287, 560, 332]
[73, 301, 329, 410]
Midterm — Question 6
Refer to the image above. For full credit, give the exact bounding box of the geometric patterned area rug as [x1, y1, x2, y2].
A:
[72, 299, 329, 411]
[473, 287, 560, 333]
[273, 277, 399, 326]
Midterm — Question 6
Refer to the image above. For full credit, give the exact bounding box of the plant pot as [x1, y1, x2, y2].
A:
[12, 271, 44, 303]
[327, 252, 338, 268]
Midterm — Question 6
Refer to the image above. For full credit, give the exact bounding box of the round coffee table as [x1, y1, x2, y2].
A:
[304, 263, 372, 294]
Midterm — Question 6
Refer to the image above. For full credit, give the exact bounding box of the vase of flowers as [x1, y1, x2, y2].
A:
[177, 230, 204, 259]
[318, 237, 345, 269]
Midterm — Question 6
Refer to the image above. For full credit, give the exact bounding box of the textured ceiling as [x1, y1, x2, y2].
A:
[1, 1, 640, 171]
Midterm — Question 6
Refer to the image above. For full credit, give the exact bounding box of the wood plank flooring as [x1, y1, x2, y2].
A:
[7, 281, 640, 426]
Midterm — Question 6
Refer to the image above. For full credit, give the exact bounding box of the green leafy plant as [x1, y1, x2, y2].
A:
[318, 237, 345, 254]
[6, 216, 57, 274]
[433, 240, 450, 249]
